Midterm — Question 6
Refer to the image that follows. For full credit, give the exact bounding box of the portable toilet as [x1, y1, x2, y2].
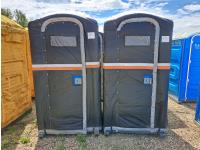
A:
[1, 15, 32, 128]
[103, 13, 173, 135]
[28, 14, 101, 136]
[169, 33, 200, 103]
[195, 87, 200, 125]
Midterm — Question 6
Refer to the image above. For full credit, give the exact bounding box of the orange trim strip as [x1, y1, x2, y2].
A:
[157, 66, 170, 70]
[32, 67, 82, 71]
[32, 65, 101, 71]
[32, 65, 169, 71]
[103, 66, 153, 70]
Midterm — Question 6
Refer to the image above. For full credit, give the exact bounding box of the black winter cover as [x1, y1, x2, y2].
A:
[29, 14, 101, 134]
[103, 13, 173, 134]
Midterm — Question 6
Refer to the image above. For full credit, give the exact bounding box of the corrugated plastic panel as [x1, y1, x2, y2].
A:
[169, 39, 184, 99]
[1, 15, 32, 128]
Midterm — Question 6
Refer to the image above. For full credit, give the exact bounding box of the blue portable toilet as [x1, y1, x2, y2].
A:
[195, 86, 200, 125]
[169, 33, 200, 103]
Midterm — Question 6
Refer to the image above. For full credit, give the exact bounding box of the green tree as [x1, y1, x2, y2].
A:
[14, 9, 28, 27]
[1, 8, 13, 19]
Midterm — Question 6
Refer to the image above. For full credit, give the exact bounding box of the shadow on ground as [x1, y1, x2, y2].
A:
[181, 102, 197, 111]
[168, 110, 188, 129]
[1, 110, 36, 150]
[1, 99, 37, 150]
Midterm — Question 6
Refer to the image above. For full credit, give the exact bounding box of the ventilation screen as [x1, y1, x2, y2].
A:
[50, 36, 77, 47]
[125, 36, 150, 46]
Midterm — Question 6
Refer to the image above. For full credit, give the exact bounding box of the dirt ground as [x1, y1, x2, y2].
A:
[2, 97, 200, 150]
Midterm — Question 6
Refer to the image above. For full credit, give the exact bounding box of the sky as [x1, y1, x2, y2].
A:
[1, 0, 200, 38]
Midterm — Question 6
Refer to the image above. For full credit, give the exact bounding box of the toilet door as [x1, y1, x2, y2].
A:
[104, 18, 160, 129]
[41, 17, 87, 133]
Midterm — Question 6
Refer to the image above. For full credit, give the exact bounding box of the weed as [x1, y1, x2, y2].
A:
[56, 144, 65, 150]
[19, 136, 30, 144]
[32, 119, 37, 124]
[76, 134, 87, 147]
[56, 136, 65, 150]
[5, 126, 17, 134]
[1, 139, 10, 149]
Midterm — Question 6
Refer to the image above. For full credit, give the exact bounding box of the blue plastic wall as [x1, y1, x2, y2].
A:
[195, 88, 200, 124]
[169, 34, 200, 103]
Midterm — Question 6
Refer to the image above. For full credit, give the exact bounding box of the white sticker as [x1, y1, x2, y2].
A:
[74, 78, 82, 85]
[144, 75, 152, 85]
[162, 36, 170, 43]
[87, 32, 95, 39]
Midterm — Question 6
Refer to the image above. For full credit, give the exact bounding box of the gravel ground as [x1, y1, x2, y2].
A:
[2, 97, 200, 150]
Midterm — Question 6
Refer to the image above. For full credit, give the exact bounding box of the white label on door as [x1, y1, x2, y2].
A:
[87, 32, 95, 39]
[162, 36, 170, 43]
[74, 78, 82, 85]
[144, 75, 152, 85]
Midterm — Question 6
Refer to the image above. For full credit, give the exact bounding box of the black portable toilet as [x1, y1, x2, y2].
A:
[29, 14, 101, 136]
[103, 13, 173, 135]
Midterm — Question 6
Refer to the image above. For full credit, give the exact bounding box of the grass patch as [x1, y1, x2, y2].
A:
[76, 134, 87, 147]
[1, 137, 18, 149]
[1, 126, 21, 149]
[19, 136, 30, 144]
[1, 139, 10, 149]
[32, 119, 37, 124]
[56, 144, 65, 150]
[55, 136, 65, 150]
[1, 103, 35, 149]
[4, 126, 17, 134]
